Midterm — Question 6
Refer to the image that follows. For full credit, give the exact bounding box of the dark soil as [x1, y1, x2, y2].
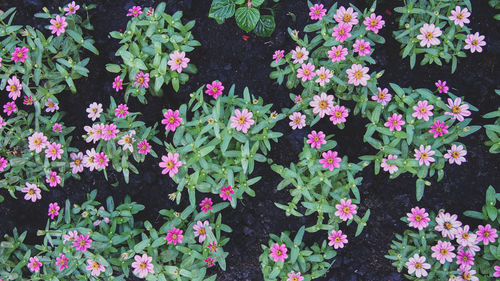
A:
[0, 0, 499, 280]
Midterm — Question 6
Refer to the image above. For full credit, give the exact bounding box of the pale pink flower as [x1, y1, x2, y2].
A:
[28, 132, 48, 153]
[384, 113, 405, 131]
[55, 253, 68, 271]
[269, 243, 288, 262]
[288, 112, 306, 130]
[205, 80, 224, 99]
[309, 92, 334, 118]
[407, 207, 430, 230]
[137, 140, 151, 155]
[159, 152, 182, 177]
[445, 97, 471, 121]
[309, 4, 326, 20]
[449, 6, 471, 27]
[435, 212, 462, 239]
[27, 256, 42, 273]
[405, 254, 430, 278]
[132, 254, 155, 278]
[297, 63, 316, 82]
[205, 257, 215, 267]
[414, 145, 435, 166]
[291, 46, 309, 64]
[464, 32, 486, 53]
[456, 225, 477, 247]
[167, 50, 189, 73]
[272, 50, 284, 63]
[112, 75, 123, 92]
[335, 198, 357, 221]
[429, 120, 449, 138]
[95, 152, 109, 170]
[45, 98, 59, 112]
[86, 102, 103, 121]
[412, 100, 434, 121]
[431, 240, 456, 264]
[193, 220, 211, 243]
[165, 227, 183, 245]
[476, 224, 497, 245]
[328, 45, 348, 62]
[230, 108, 255, 133]
[46, 170, 61, 187]
[346, 64, 369, 86]
[381, 154, 399, 174]
[45, 142, 63, 161]
[49, 15, 68, 36]
[52, 123, 63, 133]
[11, 46, 29, 63]
[134, 71, 150, 88]
[417, 23, 442, 48]
[328, 230, 348, 249]
[22, 182, 41, 202]
[200, 197, 213, 213]
[6, 75, 22, 100]
[70, 152, 84, 173]
[494, 265, 500, 278]
[0, 157, 7, 172]
[353, 39, 371, 56]
[118, 132, 135, 152]
[73, 234, 92, 251]
[329, 105, 348, 125]
[457, 269, 479, 281]
[315, 67, 333, 86]
[219, 185, 234, 201]
[64, 1, 80, 15]
[102, 124, 119, 140]
[334, 6, 358, 25]
[63, 230, 78, 244]
[435, 80, 449, 93]
[295, 95, 302, 104]
[372, 87, 392, 105]
[287, 271, 304, 281]
[456, 250, 474, 268]
[48, 202, 60, 219]
[319, 150, 341, 171]
[307, 130, 326, 149]
[363, 13, 385, 33]
[83, 148, 98, 171]
[3, 101, 17, 116]
[332, 23, 352, 42]
[162, 109, 182, 132]
[86, 259, 105, 276]
[127, 6, 142, 17]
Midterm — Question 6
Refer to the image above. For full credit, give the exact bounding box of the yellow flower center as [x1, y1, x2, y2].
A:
[276, 250, 282, 256]
[452, 106, 461, 113]
[34, 138, 41, 145]
[92, 262, 100, 269]
[335, 237, 341, 242]
[314, 137, 319, 142]
[175, 58, 182, 65]
[415, 262, 422, 269]
[9, 85, 17, 92]
[315, 9, 321, 15]
[421, 152, 428, 159]
[166, 161, 174, 169]
[172, 234, 177, 239]
[51, 148, 57, 154]
[28, 189, 35, 195]
[343, 14, 352, 23]
[445, 222, 452, 229]
[238, 116, 246, 124]
[55, 22, 61, 28]
[75, 159, 81, 165]
[294, 118, 301, 124]
[17, 52, 23, 58]
[472, 39, 478, 46]
[168, 116, 175, 124]
[457, 13, 463, 19]
[378, 92, 385, 99]
[296, 52, 303, 58]
[359, 45, 365, 50]
[124, 137, 131, 143]
[415, 215, 422, 221]
[319, 73, 326, 79]
[354, 71, 363, 79]
[425, 32, 434, 39]
[462, 233, 469, 239]
[137, 77, 144, 84]
[199, 228, 206, 235]
[339, 29, 345, 35]
[139, 262, 146, 269]
[370, 19, 378, 26]
[335, 111, 342, 117]
[319, 100, 328, 109]
[440, 249, 448, 255]
[343, 206, 350, 213]
[303, 69, 310, 75]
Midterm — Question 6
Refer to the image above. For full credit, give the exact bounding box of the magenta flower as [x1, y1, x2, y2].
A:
[445, 97, 471, 121]
[417, 23, 442, 48]
[412, 100, 434, 121]
[193, 220, 211, 243]
[335, 198, 357, 221]
[86, 259, 105, 276]
[435, 212, 462, 239]
[297, 63, 316, 82]
[159, 152, 182, 177]
[46, 170, 61, 187]
[24, 96, 34, 105]
[134, 71, 150, 88]
[205, 257, 215, 267]
[334, 6, 358, 25]
[287, 271, 304, 281]
[45, 98, 59, 112]
[363, 13, 385, 33]
[55, 253, 68, 271]
[165, 227, 183, 245]
[269, 243, 288, 262]
[28, 132, 48, 153]
[146, 7, 154, 16]
[207, 241, 218, 253]
[6, 75, 22, 100]
[167, 50, 190, 73]
[95, 152, 109, 170]
[73, 234, 92, 251]
[0, 116, 5, 129]
[64, 1, 80, 15]
[449, 6, 471, 27]
[319, 150, 341, 171]
[429, 120, 449, 138]
[112, 75, 123, 92]
[0, 157, 7, 172]
[162, 109, 183, 132]
[381, 154, 399, 174]
[3, 101, 17, 116]
[332, 23, 352, 42]
[328, 45, 348, 62]
[414, 145, 435, 166]
[309, 4, 326, 20]
[229, 108, 255, 133]
[52, 123, 63, 133]
[289, 112, 306, 130]
[205, 80, 224, 99]
[406, 207, 430, 230]
[48, 202, 60, 219]
[405, 254, 430, 278]
[219, 185, 234, 201]
[353, 39, 371, 56]
[49, 15, 68, 36]
[272, 50, 284, 63]
[137, 140, 151, 155]
[435, 80, 449, 93]
[45, 142, 63, 161]
[372, 87, 392, 105]
[456, 225, 477, 247]
[200, 197, 213, 213]
[11, 46, 29, 63]
[464, 32, 486, 53]
[315, 67, 333, 86]
[328, 230, 348, 249]
[307, 130, 326, 149]
[431, 240, 456, 264]
[329, 105, 349, 125]
[132, 254, 155, 278]
[27, 256, 42, 273]
[346, 64, 370, 86]
[291, 46, 309, 64]
[102, 124, 119, 140]
[476, 224, 498, 245]
[309, 92, 334, 118]
[384, 113, 405, 131]
[127, 6, 142, 17]
[115, 104, 129, 119]
[456, 250, 474, 268]
[494, 266, 500, 278]
[22, 182, 41, 202]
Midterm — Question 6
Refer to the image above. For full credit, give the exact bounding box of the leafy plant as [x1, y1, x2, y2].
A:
[484, 89, 500, 154]
[489, 0, 500, 20]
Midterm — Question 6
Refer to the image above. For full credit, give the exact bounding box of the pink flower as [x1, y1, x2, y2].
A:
[6, 75, 22, 100]
[73, 234, 92, 251]
[28, 132, 48, 153]
[288, 112, 306, 130]
[457, 269, 479, 281]
[229, 108, 255, 133]
[63, 230, 78, 244]
[328, 230, 348, 249]
[291, 46, 309, 64]
[435, 212, 462, 239]
[45, 142, 63, 161]
[22, 183, 41, 202]
[118, 132, 135, 152]
[219, 185, 234, 201]
[11, 46, 29, 63]
[494, 265, 500, 278]
[132, 254, 155, 278]
[200, 197, 213, 213]
[372, 87, 392, 105]
[102, 124, 119, 140]
[159, 152, 182, 177]
[456, 225, 477, 247]
[346, 64, 369, 86]
[27, 256, 42, 273]
[406, 207, 430, 230]
[45, 98, 59, 112]
[429, 120, 449, 138]
[295, 95, 302, 104]
[64, 1, 80, 15]
[162, 109, 183, 132]
[0, 116, 5, 129]
[287, 271, 304, 281]
[319, 150, 341, 171]
[309, 92, 334, 118]
[315, 67, 333, 86]
[70, 152, 84, 173]
[435, 80, 449, 93]
[46, 170, 61, 187]
[137, 140, 151, 155]
[269, 243, 288, 262]
[134, 71, 150, 88]
[384, 113, 405, 131]
[48, 202, 60, 219]
[414, 145, 435, 166]
[272, 50, 284, 63]
[328, 45, 348, 62]
[165, 227, 183, 245]
[456, 250, 474, 268]
[417, 23, 442, 48]
[55, 253, 68, 271]
[363, 13, 385, 33]
[464, 32, 486, 53]
[381, 154, 399, 174]
[335, 198, 357, 221]
[329, 105, 349, 125]
[476, 224, 497, 245]
[412, 100, 434, 121]
[115, 104, 129, 119]
[52, 123, 63, 133]
[23, 96, 34, 105]
[334, 6, 358, 25]
[332, 23, 352, 42]
[49, 15, 68, 36]
[205, 257, 215, 267]
[95, 152, 109, 170]
[449, 6, 470, 27]
[3, 101, 17, 116]
[307, 130, 326, 149]
[207, 241, 218, 252]
[112, 75, 123, 92]
[353, 39, 371, 56]
[127, 6, 142, 17]
[205, 80, 224, 99]
[405, 254, 430, 278]
[146, 7, 154, 16]
[86, 259, 105, 276]
[445, 97, 471, 121]
[0, 157, 7, 172]
[431, 240, 456, 264]
[309, 4, 326, 20]
[193, 220, 211, 243]
[297, 63, 316, 82]
[167, 50, 189, 73]
[86, 102, 103, 121]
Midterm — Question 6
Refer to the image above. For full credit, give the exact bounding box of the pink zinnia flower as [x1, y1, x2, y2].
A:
[307, 130, 326, 149]
[52, 123, 63, 133]
[269, 243, 288, 262]
[309, 4, 326, 20]
[48, 202, 60, 219]
[272, 50, 284, 63]
[64, 1, 80, 15]
[445, 97, 471, 121]
[132, 254, 155, 278]
[431, 240, 456, 264]
[456, 250, 474, 267]
[102, 124, 119, 140]
[417, 23, 442, 48]
[346, 64, 370, 86]
[381, 154, 399, 174]
[165, 227, 183, 245]
[435, 212, 462, 239]
[309, 92, 334, 118]
[193, 220, 211, 243]
[86, 259, 105, 276]
[0, 157, 7, 172]
[335, 198, 357, 221]
[429, 120, 449, 138]
[288, 112, 306, 130]
[449, 6, 471, 27]
[162, 109, 182, 132]
[406, 207, 430, 230]
[146, 7, 154, 16]
[291, 46, 309, 64]
[328, 45, 348, 62]
[219, 185, 234, 201]
[45, 98, 59, 112]
[456, 225, 477, 247]
[28, 132, 48, 153]
[329, 105, 348, 125]
[494, 265, 500, 278]
[372, 87, 392, 105]
[55, 253, 68, 271]
[297, 63, 316, 82]
[435, 80, 449, 93]
[0, 116, 5, 129]
[115, 104, 129, 119]
[6, 75, 22, 100]
[229, 108, 255, 133]
[200, 197, 213, 213]
[315, 66, 333, 86]
[127, 6, 142, 17]
[49, 15, 68, 36]
[405, 254, 430, 278]
[414, 145, 435, 166]
[22, 182, 41, 202]
[457, 269, 479, 281]
[332, 23, 352, 42]
[11, 46, 29, 63]
[412, 100, 434, 121]
[353, 39, 371, 56]
[46, 170, 61, 187]
[476, 224, 497, 245]
[207, 241, 218, 253]
[159, 152, 182, 177]
[464, 32, 486, 53]
[295, 95, 302, 104]
[63, 230, 78, 244]
[95, 152, 109, 170]
[45, 142, 63, 161]
[167, 50, 189, 73]
[118, 132, 135, 152]
[205, 257, 215, 267]
[27, 256, 42, 273]
[3, 101, 17, 116]
[134, 71, 150, 88]
[86, 102, 102, 121]
[328, 230, 348, 249]
[23, 95, 34, 105]
[287, 271, 304, 281]
[364, 13, 385, 33]
[70, 152, 84, 174]
[384, 113, 405, 131]
[205, 80, 224, 99]
[334, 6, 358, 25]
[112, 75, 123, 92]
[73, 234, 92, 251]
[137, 140, 151, 155]
[319, 150, 341, 171]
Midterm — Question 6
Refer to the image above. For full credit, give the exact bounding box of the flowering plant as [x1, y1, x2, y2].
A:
[385, 186, 500, 280]
[270, 1, 386, 128]
[81, 97, 160, 183]
[0, 3, 97, 109]
[394, 0, 486, 72]
[484, 89, 500, 154]
[0, 190, 231, 280]
[209, 0, 280, 36]
[159, 84, 284, 210]
[107, 2, 200, 103]
[360, 83, 480, 200]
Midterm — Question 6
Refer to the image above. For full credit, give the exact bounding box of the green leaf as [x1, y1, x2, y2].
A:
[253, 15, 275, 37]
[416, 179, 425, 201]
[235, 7, 260, 33]
[209, 0, 236, 21]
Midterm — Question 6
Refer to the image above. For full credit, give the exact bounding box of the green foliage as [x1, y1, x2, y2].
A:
[489, 0, 500, 20]
[483, 90, 500, 154]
